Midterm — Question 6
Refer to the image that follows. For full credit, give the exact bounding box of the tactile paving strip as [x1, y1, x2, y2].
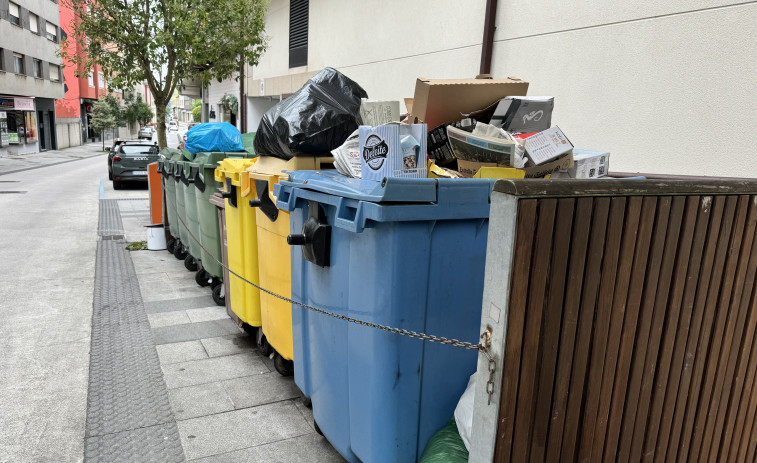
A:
[85, 199, 185, 462]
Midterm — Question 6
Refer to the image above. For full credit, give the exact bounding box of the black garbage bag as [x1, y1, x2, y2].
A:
[253, 67, 368, 159]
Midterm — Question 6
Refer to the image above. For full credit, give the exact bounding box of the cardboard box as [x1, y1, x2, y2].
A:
[410, 77, 529, 129]
[489, 96, 554, 133]
[359, 100, 400, 126]
[524, 126, 573, 165]
[553, 149, 610, 178]
[457, 153, 574, 179]
[359, 123, 428, 181]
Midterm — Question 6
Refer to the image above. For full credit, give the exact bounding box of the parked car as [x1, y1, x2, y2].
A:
[107, 139, 127, 180]
[187, 122, 199, 130]
[110, 141, 160, 189]
[138, 127, 153, 140]
[168, 120, 179, 132]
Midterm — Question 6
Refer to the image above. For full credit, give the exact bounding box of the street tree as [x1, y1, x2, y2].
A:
[62, 0, 268, 148]
[89, 97, 118, 150]
[191, 99, 202, 122]
[124, 93, 154, 128]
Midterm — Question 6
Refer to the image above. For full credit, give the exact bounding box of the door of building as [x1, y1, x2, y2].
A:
[38, 111, 46, 151]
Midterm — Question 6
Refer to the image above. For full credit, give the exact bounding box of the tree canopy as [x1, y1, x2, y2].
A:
[191, 99, 202, 122]
[124, 93, 155, 127]
[89, 97, 118, 150]
[62, 0, 268, 148]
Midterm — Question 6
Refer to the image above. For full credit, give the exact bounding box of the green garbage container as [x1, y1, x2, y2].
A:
[180, 158, 202, 272]
[190, 151, 255, 289]
[161, 149, 183, 253]
[172, 149, 195, 261]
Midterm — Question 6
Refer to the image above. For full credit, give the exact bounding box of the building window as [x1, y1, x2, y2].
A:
[0, 49, 4, 71]
[13, 53, 24, 75]
[98, 72, 105, 89]
[9, 2, 20, 26]
[33, 59, 42, 78]
[288, 0, 308, 68]
[88, 70, 94, 87]
[45, 22, 58, 42]
[49, 63, 60, 81]
[29, 13, 39, 34]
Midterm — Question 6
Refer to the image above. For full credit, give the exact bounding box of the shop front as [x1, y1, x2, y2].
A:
[0, 97, 40, 156]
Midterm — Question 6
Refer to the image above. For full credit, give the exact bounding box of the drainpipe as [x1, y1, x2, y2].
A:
[479, 0, 498, 75]
[239, 62, 246, 133]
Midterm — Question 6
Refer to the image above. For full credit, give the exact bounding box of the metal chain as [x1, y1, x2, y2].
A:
[174, 212, 487, 352]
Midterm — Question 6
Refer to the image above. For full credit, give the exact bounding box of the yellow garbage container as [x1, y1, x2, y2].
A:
[214, 158, 261, 332]
[247, 155, 333, 376]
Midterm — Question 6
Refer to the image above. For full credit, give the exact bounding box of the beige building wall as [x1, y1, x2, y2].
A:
[247, 0, 756, 177]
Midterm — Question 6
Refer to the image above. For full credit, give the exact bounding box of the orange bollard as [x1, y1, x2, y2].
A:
[147, 162, 163, 225]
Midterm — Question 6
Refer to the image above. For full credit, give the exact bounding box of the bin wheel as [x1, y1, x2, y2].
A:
[113, 180, 122, 190]
[314, 419, 324, 437]
[256, 329, 273, 357]
[212, 284, 225, 306]
[242, 323, 258, 337]
[166, 239, 176, 254]
[173, 243, 188, 260]
[195, 268, 211, 287]
[184, 255, 199, 271]
[273, 352, 294, 377]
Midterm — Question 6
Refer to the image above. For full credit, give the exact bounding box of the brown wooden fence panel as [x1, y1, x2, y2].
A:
[490, 179, 757, 463]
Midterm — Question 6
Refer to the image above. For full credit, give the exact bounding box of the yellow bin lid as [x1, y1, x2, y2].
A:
[215, 158, 256, 197]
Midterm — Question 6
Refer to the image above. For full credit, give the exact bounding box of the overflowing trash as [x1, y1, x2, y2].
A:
[184, 122, 245, 154]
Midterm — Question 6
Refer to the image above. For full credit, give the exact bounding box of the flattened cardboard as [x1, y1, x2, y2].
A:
[410, 77, 529, 129]
[457, 153, 573, 179]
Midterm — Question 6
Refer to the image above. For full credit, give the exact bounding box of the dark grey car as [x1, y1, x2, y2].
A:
[111, 142, 160, 189]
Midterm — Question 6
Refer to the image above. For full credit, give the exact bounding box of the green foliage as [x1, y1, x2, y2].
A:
[126, 241, 148, 251]
[192, 103, 202, 122]
[103, 94, 125, 127]
[220, 94, 238, 115]
[61, 0, 269, 148]
[124, 94, 154, 127]
[89, 97, 118, 134]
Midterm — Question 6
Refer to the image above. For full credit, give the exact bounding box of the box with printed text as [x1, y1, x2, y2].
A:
[359, 124, 428, 181]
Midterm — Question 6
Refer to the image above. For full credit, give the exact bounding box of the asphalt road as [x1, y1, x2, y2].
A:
[0, 151, 105, 461]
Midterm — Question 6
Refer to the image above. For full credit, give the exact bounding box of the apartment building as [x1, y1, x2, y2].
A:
[0, 0, 64, 155]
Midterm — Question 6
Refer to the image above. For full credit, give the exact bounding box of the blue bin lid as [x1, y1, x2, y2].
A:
[279, 170, 438, 203]
[276, 171, 498, 232]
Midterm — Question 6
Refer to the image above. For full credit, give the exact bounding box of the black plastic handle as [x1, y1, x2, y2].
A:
[249, 199, 262, 208]
[221, 191, 233, 199]
[287, 234, 308, 246]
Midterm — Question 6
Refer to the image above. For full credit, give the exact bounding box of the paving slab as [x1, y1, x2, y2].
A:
[186, 306, 229, 323]
[200, 334, 257, 358]
[190, 432, 345, 463]
[162, 352, 268, 389]
[222, 373, 301, 410]
[156, 340, 209, 365]
[148, 310, 192, 328]
[168, 382, 236, 421]
[177, 401, 313, 460]
[145, 295, 218, 314]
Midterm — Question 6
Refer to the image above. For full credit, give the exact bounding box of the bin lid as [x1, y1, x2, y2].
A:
[190, 152, 254, 169]
[279, 170, 437, 203]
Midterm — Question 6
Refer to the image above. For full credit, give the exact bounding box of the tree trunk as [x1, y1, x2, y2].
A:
[155, 103, 168, 149]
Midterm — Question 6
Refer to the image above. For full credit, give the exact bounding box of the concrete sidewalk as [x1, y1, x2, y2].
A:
[91, 183, 344, 461]
[0, 142, 107, 177]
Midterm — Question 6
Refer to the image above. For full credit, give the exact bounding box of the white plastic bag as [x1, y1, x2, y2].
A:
[454, 372, 476, 452]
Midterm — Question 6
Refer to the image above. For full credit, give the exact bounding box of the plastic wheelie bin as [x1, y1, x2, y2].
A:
[214, 158, 262, 333]
[246, 155, 333, 375]
[161, 149, 184, 253]
[172, 150, 195, 260]
[180, 158, 202, 272]
[191, 152, 255, 298]
[275, 171, 496, 463]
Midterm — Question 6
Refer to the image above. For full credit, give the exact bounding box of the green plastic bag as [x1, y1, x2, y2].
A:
[419, 418, 469, 463]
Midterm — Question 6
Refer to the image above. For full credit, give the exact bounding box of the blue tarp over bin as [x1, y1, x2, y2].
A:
[184, 122, 244, 154]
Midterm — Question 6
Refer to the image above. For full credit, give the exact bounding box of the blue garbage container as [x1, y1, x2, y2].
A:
[275, 171, 495, 463]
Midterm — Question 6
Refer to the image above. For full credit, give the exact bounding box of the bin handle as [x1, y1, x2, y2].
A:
[194, 167, 206, 192]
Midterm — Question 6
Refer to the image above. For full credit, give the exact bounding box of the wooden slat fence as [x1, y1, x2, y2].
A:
[490, 179, 757, 462]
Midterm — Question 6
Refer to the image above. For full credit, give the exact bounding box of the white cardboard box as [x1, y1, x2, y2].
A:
[359, 124, 427, 181]
[552, 149, 610, 178]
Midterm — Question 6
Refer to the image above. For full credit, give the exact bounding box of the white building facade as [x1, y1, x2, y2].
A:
[245, 0, 757, 177]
